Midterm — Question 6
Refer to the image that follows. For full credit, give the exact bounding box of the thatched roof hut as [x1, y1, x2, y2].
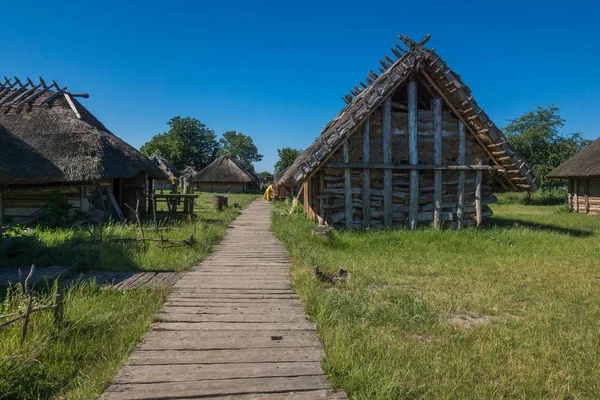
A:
[193, 155, 255, 192]
[150, 154, 180, 179]
[548, 137, 600, 214]
[0, 76, 165, 223]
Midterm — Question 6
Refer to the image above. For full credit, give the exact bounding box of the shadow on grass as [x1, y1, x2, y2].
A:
[490, 216, 594, 238]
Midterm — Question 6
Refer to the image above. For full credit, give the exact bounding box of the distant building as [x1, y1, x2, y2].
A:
[150, 154, 181, 191]
[548, 137, 600, 215]
[193, 155, 255, 193]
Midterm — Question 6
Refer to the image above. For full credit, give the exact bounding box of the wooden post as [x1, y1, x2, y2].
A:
[433, 96, 442, 229]
[585, 178, 590, 214]
[475, 159, 483, 227]
[457, 121, 466, 229]
[408, 76, 419, 230]
[574, 179, 579, 213]
[344, 141, 352, 229]
[20, 265, 35, 347]
[568, 180, 573, 211]
[362, 118, 371, 227]
[319, 172, 325, 221]
[383, 97, 392, 227]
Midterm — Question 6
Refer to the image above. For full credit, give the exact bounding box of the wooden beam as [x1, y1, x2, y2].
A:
[433, 96, 442, 229]
[383, 97, 392, 227]
[362, 118, 371, 227]
[420, 71, 519, 191]
[319, 172, 325, 222]
[585, 178, 590, 214]
[106, 187, 125, 221]
[475, 159, 483, 227]
[408, 76, 419, 230]
[574, 179, 579, 213]
[457, 121, 466, 229]
[323, 163, 502, 171]
[343, 141, 352, 229]
[568, 179, 573, 211]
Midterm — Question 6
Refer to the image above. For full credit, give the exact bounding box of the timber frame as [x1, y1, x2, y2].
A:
[279, 34, 537, 229]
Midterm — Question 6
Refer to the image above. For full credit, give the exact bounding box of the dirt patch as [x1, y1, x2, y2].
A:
[411, 334, 435, 343]
[449, 313, 490, 330]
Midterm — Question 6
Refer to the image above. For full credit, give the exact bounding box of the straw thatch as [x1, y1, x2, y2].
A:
[547, 137, 600, 178]
[150, 154, 181, 179]
[193, 155, 255, 183]
[278, 35, 537, 192]
[0, 79, 165, 184]
[0, 123, 62, 184]
[273, 167, 288, 185]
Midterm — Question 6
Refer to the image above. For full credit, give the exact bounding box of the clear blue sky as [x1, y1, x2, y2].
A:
[2, 1, 599, 172]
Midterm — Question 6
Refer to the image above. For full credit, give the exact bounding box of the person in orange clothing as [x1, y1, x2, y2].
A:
[263, 184, 275, 201]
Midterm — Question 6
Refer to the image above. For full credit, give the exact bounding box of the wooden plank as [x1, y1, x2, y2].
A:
[585, 178, 590, 214]
[574, 179, 579, 213]
[383, 96, 393, 227]
[152, 321, 315, 331]
[139, 332, 322, 350]
[457, 121, 466, 229]
[106, 187, 125, 221]
[323, 163, 501, 171]
[433, 95, 442, 229]
[343, 141, 352, 229]
[362, 118, 371, 227]
[568, 179, 573, 211]
[154, 313, 309, 323]
[174, 390, 347, 400]
[101, 376, 332, 400]
[408, 76, 419, 230]
[475, 159, 483, 227]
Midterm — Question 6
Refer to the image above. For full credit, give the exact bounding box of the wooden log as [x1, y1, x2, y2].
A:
[362, 118, 371, 227]
[319, 172, 325, 221]
[457, 121, 466, 229]
[433, 96, 442, 229]
[343, 141, 352, 229]
[408, 76, 418, 230]
[383, 96, 392, 227]
[475, 159, 483, 227]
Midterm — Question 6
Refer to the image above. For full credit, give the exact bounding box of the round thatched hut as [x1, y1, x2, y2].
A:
[193, 155, 255, 193]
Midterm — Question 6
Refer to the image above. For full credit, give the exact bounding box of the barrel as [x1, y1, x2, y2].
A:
[213, 195, 224, 211]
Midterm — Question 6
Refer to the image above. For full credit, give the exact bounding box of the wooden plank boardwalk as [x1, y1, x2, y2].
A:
[65, 271, 185, 290]
[101, 200, 347, 400]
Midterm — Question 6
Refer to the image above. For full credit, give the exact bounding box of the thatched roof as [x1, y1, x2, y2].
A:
[0, 123, 63, 184]
[273, 167, 288, 184]
[0, 76, 165, 184]
[547, 137, 600, 179]
[193, 155, 255, 183]
[278, 34, 537, 192]
[180, 166, 198, 177]
[150, 154, 180, 179]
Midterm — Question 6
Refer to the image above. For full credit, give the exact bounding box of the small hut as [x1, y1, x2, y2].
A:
[179, 166, 198, 193]
[278, 34, 537, 229]
[193, 155, 255, 193]
[150, 154, 180, 191]
[547, 137, 600, 214]
[0, 76, 165, 224]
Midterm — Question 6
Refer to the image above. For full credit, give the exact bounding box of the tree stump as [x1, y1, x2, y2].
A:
[311, 226, 332, 242]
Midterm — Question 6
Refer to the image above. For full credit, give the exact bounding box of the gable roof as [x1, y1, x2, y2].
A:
[0, 76, 165, 184]
[278, 35, 537, 192]
[150, 154, 181, 179]
[193, 155, 255, 183]
[547, 137, 600, 178]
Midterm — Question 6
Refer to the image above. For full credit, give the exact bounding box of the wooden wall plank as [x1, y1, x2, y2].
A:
[362, 118, 371, 227]
[432, 96, 442, 229]
[344, 141, 353, 229]
[408, 77, 419, 230]
[383, 97, 392, 227]
[475, 159, 483, 227]
[457, 121, 466, 229]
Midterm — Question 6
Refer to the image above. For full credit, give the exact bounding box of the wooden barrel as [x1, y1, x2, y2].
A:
[213, 195, 224, 211]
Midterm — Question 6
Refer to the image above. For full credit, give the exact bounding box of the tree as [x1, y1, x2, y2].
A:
[274, 147, 302, 173]
[140, 116, 219, 171]
[218, 131, 263, 172]
[505, 105, 591, 190]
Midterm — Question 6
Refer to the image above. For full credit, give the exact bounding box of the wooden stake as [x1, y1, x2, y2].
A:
[362, 118, 371, 227]
[457, 121, 466, 229]
[20, 265, 35, 347]
[408, 76, 419, 230]
[344, 141, 352, 229]
[383, 97, 392, 227]
[475, 159, 483, 227]
[433, 96, 442, 229]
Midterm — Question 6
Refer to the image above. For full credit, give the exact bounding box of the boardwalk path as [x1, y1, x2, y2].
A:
[101, 200, 346, 399]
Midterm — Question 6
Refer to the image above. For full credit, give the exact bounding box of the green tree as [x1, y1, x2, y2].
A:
[217, 131, 263, 172]
[505, 106, 591, 190]
[274, 147, 302, 173]
[140, 116, 219, 170]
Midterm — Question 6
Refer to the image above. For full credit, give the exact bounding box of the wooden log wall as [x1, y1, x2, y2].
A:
[314, 78, 498, 229]
[569, 177, 600, 215]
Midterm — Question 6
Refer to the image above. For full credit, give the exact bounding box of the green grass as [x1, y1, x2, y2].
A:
[0, 192, 257, 271]
[0, 283, 167, 400]
[272, 199, 600, 399]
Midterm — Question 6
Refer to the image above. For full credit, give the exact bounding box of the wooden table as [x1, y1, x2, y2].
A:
[147, 193, 198, 216]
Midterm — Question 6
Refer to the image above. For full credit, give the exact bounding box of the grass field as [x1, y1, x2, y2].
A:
[272, 194, 600, 399]
[0, 192, 257, 271]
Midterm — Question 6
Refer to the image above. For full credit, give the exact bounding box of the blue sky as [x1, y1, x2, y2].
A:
[2, 1, 599, 172]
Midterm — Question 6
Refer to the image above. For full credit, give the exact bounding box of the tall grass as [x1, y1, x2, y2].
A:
[0, 193, 257, 271]
[0, 282, 167, 399]
[272, 203, 600, 399]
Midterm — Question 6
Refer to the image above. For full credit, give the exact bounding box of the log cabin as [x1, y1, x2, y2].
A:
[547, 137, 600, 215]
[193, 155, 256, 193]
[278, 34, 538, 229]
[0, 77, 165, 225]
